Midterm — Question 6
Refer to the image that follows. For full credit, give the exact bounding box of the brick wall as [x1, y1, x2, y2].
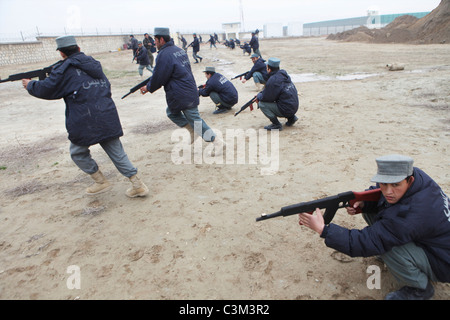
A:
[0, 34, 144, 66]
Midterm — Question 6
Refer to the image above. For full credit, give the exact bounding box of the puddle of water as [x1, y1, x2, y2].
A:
[290, 73, 333, 82]
[336, 73, 380, 81]
[289, 66, 450, 83]
[290, 72, 379, 83]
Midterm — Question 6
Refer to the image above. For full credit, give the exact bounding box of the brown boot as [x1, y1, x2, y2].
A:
[255, 82, 264, 91]
[209, 136, 226, 157]
[126, 175, 149, 198]
[86, 170, 112, 195]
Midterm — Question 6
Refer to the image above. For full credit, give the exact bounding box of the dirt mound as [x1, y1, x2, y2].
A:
[409, 0, 450, 44]
[327, 0, 450, 44]
[384, 15, 420, 31]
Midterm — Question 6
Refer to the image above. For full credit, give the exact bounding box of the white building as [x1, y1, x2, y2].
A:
[222, 22, 241, 40]
[263, 23, 283, 38]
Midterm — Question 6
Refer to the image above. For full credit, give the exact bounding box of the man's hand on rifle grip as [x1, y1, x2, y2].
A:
[346, 201, 364, 215]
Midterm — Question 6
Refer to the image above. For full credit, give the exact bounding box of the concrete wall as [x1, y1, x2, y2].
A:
[0, 42, 47, 66]
[0, 34, 140, 66]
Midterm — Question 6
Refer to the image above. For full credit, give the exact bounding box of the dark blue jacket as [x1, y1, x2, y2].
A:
[257, 70, 299, 117]
[144, 36, 156, 53]
[198, 72, 238, 107]
[245, 58, 268, 82]
[189, 37, 200, 52]
[322, 168, 450, 283]
[241, 43, 251, 54]
[249, 35, 259, 50]
[130, 37, 138, 50]
[26, 52, 123, 146]
[147, 40, 199, 113]
[136, 46, 150, 66]
[208, 36, 216, 45]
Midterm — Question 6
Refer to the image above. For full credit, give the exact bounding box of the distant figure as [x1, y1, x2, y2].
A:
[143, 33, 156, 67]
[129, 35, 139, 59]
[188, 33, 203, 64]
[249, 31, 261, 58]
[178, 35, 187, 51]
[240, 42, 252, 55]
[135, 41, 153, 76]
[207, 35, 217, 49]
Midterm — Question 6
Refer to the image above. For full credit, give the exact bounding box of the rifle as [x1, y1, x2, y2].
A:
[234, 96, 257, 116]
[231, 71, 249, 80]
[121, 76, 151, 99]
[132, 48, 140, 63]
[0, 61, 60, 83]
[256, 188, 381, 224]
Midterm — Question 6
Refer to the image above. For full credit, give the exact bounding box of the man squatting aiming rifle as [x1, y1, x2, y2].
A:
[234, 58, 299, 131]
[258, 155, 450, 299]
[296, 155, 449, 300]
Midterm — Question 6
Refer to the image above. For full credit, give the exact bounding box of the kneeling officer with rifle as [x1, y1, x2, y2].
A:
[256, 57, 299, 131]
[294, 155, 450, 300]
[199, 66, 238, 114]
[235, 58, 299, 131]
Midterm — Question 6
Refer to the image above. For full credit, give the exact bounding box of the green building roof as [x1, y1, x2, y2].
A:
[304, 12, 430, 28]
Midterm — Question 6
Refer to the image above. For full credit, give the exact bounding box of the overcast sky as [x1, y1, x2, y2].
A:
[0, 0, 441, 37]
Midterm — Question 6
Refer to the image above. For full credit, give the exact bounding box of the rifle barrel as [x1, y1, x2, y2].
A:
[255, 211, 281, 222]
[121, 92, 132, 99]
[121, 76, 151, 99]
[234, 96, 256, 116]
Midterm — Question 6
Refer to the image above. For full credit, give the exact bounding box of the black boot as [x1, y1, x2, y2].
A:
[286, 115, 298, 127]
[385, 281, 434, 300]
[264, 118, 282, 131]
[213, 104, 229, 114]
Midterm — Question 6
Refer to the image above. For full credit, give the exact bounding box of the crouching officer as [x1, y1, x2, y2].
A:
[299, 155, 450, 300]
[199, 67, 238, 114]
[242, 54, 268, 91]
[256, 58, 299, 130]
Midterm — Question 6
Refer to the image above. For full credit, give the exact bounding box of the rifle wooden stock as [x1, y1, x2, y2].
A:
[256, 188, 381, 224]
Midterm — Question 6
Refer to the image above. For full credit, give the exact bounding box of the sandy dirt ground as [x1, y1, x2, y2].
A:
[0, 37, 449, 300]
